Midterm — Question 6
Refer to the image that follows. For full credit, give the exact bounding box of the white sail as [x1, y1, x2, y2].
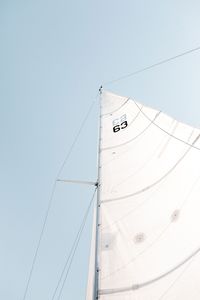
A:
[92, 90, 200, 299]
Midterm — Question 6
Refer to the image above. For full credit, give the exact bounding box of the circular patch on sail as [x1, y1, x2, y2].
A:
[134, 233, 145, 244]
[171, 209, 180, 222]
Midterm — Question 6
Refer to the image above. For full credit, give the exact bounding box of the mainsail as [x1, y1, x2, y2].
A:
[87, 90, 200, 299]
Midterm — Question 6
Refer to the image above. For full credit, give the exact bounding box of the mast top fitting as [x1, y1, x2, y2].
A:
[99, 85, 103, 94]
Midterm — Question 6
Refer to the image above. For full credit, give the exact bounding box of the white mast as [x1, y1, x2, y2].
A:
[94, 86, 103, 299]
[86, 87, 102, 300]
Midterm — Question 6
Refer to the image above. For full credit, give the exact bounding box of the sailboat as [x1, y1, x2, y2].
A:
[86, 89, 200, 299]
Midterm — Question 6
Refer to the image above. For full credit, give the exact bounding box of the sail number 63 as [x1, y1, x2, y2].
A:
[112, 114, 128, 133]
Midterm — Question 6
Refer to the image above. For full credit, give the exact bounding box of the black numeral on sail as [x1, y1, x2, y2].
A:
[121, 121, 128, 129]
[113, 121, 128, 133]
[113, 125, 120, 133]
[112, 114, 128, 133]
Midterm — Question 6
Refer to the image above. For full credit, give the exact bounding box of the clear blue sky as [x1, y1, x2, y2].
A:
[1, 1, 200, 299]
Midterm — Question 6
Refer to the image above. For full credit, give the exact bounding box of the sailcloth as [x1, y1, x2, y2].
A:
[87, 90, 200, 300]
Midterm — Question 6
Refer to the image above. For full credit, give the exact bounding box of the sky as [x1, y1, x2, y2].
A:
[1, 1, 200, 299]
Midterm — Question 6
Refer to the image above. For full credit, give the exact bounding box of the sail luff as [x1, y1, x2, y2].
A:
[94, 88, 103, 299]
[86, 88, 103, 300]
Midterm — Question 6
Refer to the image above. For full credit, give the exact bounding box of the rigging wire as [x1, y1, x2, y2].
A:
[51, 188, 97, 300]
[103, 45, 200, 86]
[22, 94, 98, 300]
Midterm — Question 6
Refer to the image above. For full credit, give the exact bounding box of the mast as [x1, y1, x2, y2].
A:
[94, 86, 103, 299]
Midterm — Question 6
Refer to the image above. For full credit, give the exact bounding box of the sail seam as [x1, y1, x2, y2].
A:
[99, 244, 200, 295]
[128, 105, 143, 126]
[157, 120, 178, 158]
[158, 259, 194, 299]
[133, 100, 200, 151]
[101, 133, 200, 203]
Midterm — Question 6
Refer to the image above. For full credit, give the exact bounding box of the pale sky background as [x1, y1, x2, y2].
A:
[1, 1, 200, 299]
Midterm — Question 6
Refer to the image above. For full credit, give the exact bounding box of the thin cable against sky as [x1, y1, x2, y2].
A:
[103, 45, 200, 86]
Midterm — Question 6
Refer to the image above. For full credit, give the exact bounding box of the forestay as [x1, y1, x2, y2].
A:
[87, 90, 200, 299]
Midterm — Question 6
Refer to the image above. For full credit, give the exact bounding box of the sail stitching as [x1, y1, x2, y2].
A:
[101, 133, 200, 203]
[158, 255, 196, 299]
[133, 100, 200, 151]
[127, 104, 143, 127]
[158, 262, 193, 299]
[99, 244, 200, 295]
[157, 120, 178, 158]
